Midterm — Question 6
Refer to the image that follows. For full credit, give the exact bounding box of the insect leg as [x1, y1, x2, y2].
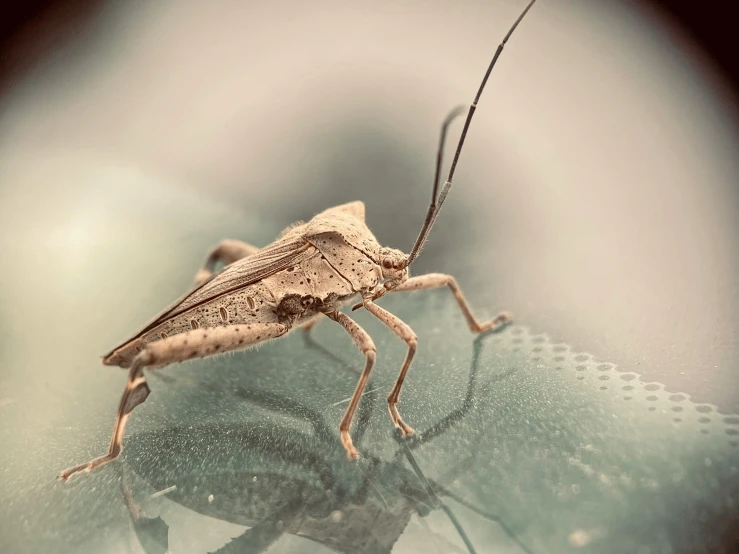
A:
[299, 315, 321, 333]
[390, 273, 511, 333]
[60, 323, 288, 481]
[362, 300, 418, 437]
[194, 238, 261, 285]
[59, 354, 150, 481]
[325, 311, 376, 460]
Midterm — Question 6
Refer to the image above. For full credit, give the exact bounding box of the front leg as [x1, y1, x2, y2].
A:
[362, 300, 418, 437]
[391, 273, 511, 333]
[324, 311, 377, 460]
[194, 239, 261, 285]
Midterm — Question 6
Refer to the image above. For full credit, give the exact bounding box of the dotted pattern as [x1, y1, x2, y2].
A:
[497, 325, 739, 448]
[307, 201, 380, 258]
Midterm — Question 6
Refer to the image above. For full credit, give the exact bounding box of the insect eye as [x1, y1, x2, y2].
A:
[382, 259, 392, 269]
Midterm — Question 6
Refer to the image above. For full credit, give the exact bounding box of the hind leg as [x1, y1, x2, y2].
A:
[194, 239, 260, 285]
[60, 322, 288, 481]
[60, 359, 150, 480]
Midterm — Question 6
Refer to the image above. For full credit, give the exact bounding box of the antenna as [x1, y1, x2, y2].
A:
[405, 0, 537, 266]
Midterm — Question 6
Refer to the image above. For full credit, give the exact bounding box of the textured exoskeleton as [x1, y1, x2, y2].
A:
[60, 0, 537, 481]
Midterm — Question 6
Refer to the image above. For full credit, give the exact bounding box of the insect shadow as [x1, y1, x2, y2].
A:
[118, 331, 532, 554]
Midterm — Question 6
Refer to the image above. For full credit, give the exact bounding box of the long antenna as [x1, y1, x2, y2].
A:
[405, 0, 537, 266]
[431, 105, 466, 220]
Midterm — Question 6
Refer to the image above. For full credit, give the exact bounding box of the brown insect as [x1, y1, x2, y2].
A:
[60, 0, 537, 481]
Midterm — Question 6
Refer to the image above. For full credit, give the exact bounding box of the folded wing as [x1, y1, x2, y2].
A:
[103, 237, 314, 360]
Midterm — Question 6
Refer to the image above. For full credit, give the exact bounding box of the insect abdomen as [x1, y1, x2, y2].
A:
[102, 284, 275, 368]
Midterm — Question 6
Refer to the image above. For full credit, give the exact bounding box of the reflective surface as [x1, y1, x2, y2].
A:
[0, 175, 738, 553]
[1, 0, 739, 552]
[2, 236, 738, 552]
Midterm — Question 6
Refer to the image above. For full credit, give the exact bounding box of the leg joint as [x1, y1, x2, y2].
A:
[444, 275, 459, 290]
[132, 349, 155, 369]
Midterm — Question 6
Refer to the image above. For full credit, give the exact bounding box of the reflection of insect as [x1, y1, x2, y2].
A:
[60, 0, 537, 480]
[120, 335, 532, 554]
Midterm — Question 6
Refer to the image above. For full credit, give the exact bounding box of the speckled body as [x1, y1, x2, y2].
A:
[59, 0, 536, 480]
[60, 0, 528, 481]
[102, 201, 396, 368]
[61, 197, 509, 484]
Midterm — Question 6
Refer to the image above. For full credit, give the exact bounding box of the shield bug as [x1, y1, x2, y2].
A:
[60, 0, 537, 481]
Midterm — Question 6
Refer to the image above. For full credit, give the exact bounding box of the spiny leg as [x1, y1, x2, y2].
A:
[362, 300, 418, 437]
[391, 273, 511, 333]
[60, 322, 287, 481]
[325, 311, 376, 460]
[194, 238, 260, 285]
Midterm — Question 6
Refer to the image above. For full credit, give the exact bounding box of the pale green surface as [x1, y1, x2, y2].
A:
[0, 178, 738, 553]
[2, 272, 738, 552]
[2, 0, 739, 549]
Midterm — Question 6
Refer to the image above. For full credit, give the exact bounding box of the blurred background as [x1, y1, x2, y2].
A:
[1, 0, 737, 409]
[1, 0, 738, 552]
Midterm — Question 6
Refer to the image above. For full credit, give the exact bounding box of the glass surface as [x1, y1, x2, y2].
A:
[0, 181, 737, 553]
[1, 1, 738, 553]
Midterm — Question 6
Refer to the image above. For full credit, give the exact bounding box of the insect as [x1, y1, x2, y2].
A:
[60, 0, 537, 481]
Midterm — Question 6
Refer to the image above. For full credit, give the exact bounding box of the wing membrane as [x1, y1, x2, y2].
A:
[105, 237, 314, 354]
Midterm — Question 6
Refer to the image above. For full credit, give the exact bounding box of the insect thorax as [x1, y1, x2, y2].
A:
[104, 232, 385, 367]
[268, 244, 374, 326]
